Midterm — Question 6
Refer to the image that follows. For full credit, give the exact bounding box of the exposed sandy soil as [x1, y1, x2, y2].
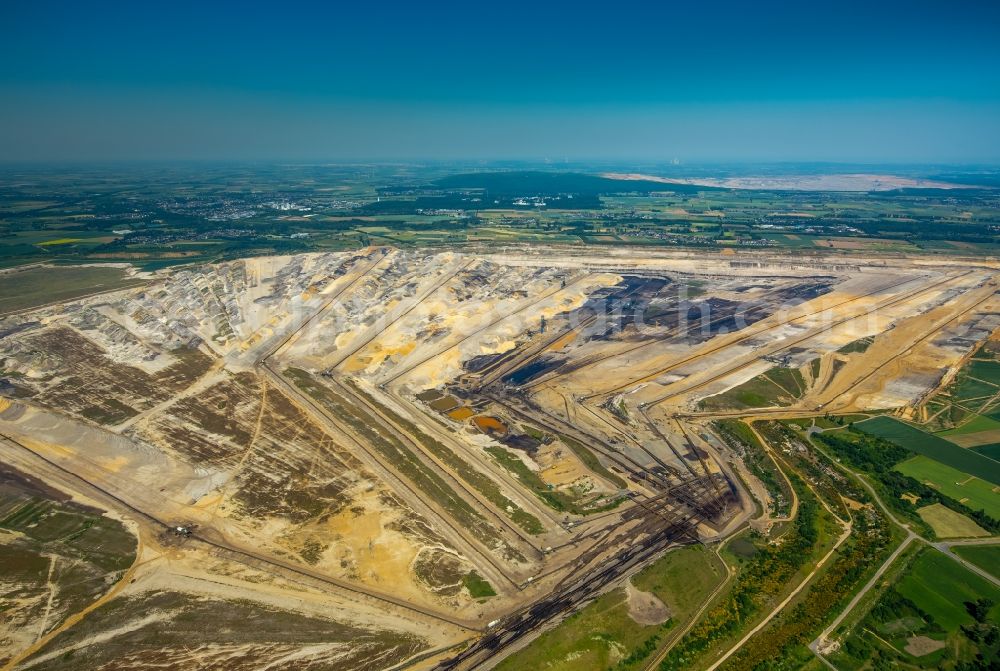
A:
[904, 635, 946, 657]
[14, 534, 457, 671]
[945, 429, 1000, 448]
[814, 237, 904, 250]
[602, 172, 973, 191]
[625, 580, 670, 625]
[5, 245, 1000, 671]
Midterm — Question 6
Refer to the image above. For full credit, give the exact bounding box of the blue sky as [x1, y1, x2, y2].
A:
[2, 0, 999, 162]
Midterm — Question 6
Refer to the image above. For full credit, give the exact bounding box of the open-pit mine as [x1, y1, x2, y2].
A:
[2, 246, 998, 671]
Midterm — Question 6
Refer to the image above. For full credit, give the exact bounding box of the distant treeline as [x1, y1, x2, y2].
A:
[433, 170, 709, 196]
[850, 218, 999, 243]
[358, 171, 712, 215]
[358, 193, 601, 214]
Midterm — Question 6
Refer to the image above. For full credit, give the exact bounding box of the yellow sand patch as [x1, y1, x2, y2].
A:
[99, 455, 129, 473]
[193, 491, 224, 509]
[20, 436, 76, 460]
[536, 439, 607, 491]
[316, 488, 427, 598]
[540, 455, 590, 488]
[366, 340, 417, 360]
[341, 355, 373, 373]
[547, 329, 578, 352]
[487, 340, 518, 356]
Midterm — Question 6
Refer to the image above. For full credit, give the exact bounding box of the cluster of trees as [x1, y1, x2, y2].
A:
[962, 598, 999, 648]
[616, 622, 673, 670]
[847, 206, 1000, 243]
[713, 420, 790, 517]
[814, 430, 1000, 534]
[843, 591, 999, 669]
[841, 587, 937, 665]
[726, 504, 893, 669]
[756, 421, 859, 519]
[954, 656, 1000, 671]
[658, 478, 819, 670]
[814, 429, 909, 471]
[966, 598, 995, 623]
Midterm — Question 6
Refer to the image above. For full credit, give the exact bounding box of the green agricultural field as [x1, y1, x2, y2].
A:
[951, 545, 1000, 578]
[496, 545, 726, 671]
[938, 412, 1000, 437]
[834, 548, 1000, 670]
[0, 264, 146, 314]
[916, 502, 989, 538]
[922, 342, 1000, 432]
[896, 549, 1000, 631]
[857, 416, 1000, 486]
[953, 544, 1000, 581]
[896, 455, 1000, 519]
[765, 366, 806, 396]
[813, 429, 997, 539]
[972, 443, 1000, 460]
[965, 359, 1000, 384]
[950, 376, 998, 404]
